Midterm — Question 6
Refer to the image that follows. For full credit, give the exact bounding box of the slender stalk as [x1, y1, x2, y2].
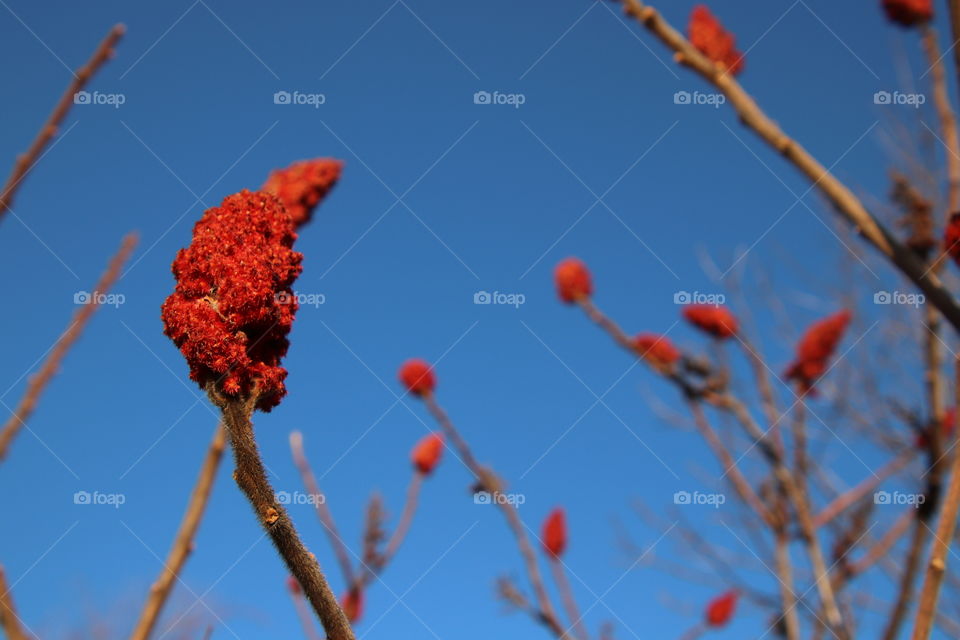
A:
[219, 396, 354, 640]
[421, 392, 568, 638]
[289, 431, 355, 587]
[813, 451, 914, 528]
[922, 25, 960, 216]
[129, 423, 227, 640]
[549, 557, 589, 640]
[0, 24, 125, 221]
[0, 232, 138, 462]
[910, 357, 960, 640]
[0, 566, 28, 640]
[373, 472, 423, 578]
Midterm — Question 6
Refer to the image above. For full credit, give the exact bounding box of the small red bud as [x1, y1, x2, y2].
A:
[341, 588, 364, 623]
[554, 258, 592, 304]
[682, 304, 738, 339]
[286, 575, 302, 595]
[633, 333, 681, 368]
[882, 0, 933, 27]
[398, 359, 436, 396]
[542, 508, 567, 558]
[411, 433, 444, 475]
[689, 6, 744, 75]
[705, 589, 738, 627]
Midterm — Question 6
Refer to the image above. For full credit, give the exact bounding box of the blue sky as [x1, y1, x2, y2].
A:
[0, 0, 953, 638]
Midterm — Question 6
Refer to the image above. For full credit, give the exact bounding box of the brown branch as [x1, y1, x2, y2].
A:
[922, 25, 960, 216]
[911, 357, 960, 640]
[619, 0, 960, 332]
[289, 431, 355, 587]
[0, 24, 124, 222]
[0, 232, 138, 462]
[0, 566, 28, 640]
[287, 579, 322, 640]
[549, 557, 589, 640]
[421, 392, 568, 638]
[813, 450, 914, 528]
[218, 395, 354, 640]
[129, 423, 227, 640]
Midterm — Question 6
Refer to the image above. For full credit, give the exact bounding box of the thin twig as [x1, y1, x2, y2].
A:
[218, 396, 354, 640]
[421, 392, 568, 638]
[0, 24, 125, 221]
[0, 232, 138, 461]
[0, 566, 28, 640]
[549, 557, 589, 640]
[289, 431, 355, 587]
[129, 423, 227, 640]
[368, 471, 424, 584]
[813, 451, 914, 528]
[911, 357, 960, 640]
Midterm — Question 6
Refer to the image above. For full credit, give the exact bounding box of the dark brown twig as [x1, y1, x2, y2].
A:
[218, 396, 354, 640]
[0, 232, 138, 461]
[0, 24, 125, 222]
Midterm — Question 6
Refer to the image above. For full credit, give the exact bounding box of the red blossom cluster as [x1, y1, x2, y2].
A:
[682, 304, 739, 339]
[945, 213, 960, 266]
[633, 333, 681, 369]
[784, 310, 852, 394]
[705, 589, 738, 627]
[688, 5, 744, 75]
[541, 508, 567, 558]
[262, 158, 343, 228]
[554, 257, 592, 304]
[161, 190, 302, 411]
[411, 432, 444, 475]
[882, 0, 933, 27]
[917, 407, 957, 449]
[398, 359, 436, 396]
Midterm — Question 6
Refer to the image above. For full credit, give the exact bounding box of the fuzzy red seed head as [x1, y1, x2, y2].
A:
[784, 310, 852, 393]
[705, 589, 738, 627]
[262, 158, 342, 228]
[882, 0, 933, 26]
[161, 190, 302, 412]
[542, 508, 567, 558]
[412, 432, 444, 475]
[555, 258, 592, 304]
[341, 588, 364, 623]
[689, 5, 744, 75]
[633, 333, 682, 368]
[399, 359, 436, 396]
[917, 407, 957, 449]
[945, 213, 960, 266]
[682, 304, 738, 339]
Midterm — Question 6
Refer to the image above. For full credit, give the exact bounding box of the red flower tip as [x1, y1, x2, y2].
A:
[542, 508, 567, 558]
[633, 333, 682, 368]
[555, 258, 592, 304]
[705, 589, 739, 627]
[161, 189, 302, 412]
[286, 575, 301, 595]
[399, 359, 436, 396]
[784, 310, 852, 394]
[412, 432, 444, 475]
[882, 0, 933, 27]
[689, 6, 744, 75]
[682, 304, 739, 339]
[341, 587, 364, 623]
[945, 213, 960, 266]
[262, 158, 343, 228]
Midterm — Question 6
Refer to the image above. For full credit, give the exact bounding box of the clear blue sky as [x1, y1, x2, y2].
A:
[0, 0, 950, 638]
